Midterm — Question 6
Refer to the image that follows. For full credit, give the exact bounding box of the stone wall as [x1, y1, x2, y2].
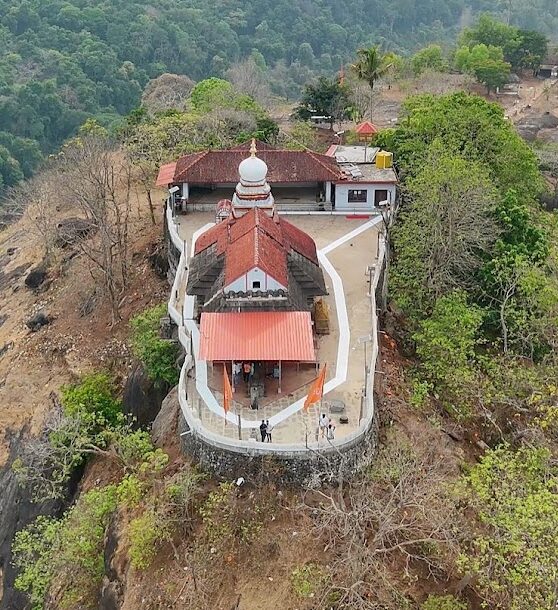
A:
[178, 402, 379, 486]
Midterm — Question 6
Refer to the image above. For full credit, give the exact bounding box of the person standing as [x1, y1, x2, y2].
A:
[319, 413, 329, 438]
[266, 420, 273, 442]
[327, 421, 336, 440]
[259, 420, 267, 442]
[243, 362, 251, 383]
[233, 362, 242, 386]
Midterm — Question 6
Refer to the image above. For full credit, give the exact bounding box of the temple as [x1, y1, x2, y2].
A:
[186, 140, 328, 400]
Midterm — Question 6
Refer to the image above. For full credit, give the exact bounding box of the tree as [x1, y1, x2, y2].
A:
[303, 440, 462, 609]
[410, 44, 447, 76]
[130, 304, 179, 386]
[141, 73, 195, 114]
[351, 45, 392, 119]
[294, 76, 350, 129]
[386, 92, 544, 200]
[414, 291, 484, 415]
[391, 146, 500, 317]
[55, 135, 133, 322]
[460, 445, 558, 610]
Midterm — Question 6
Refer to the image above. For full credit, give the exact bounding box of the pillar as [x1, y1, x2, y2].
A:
[325, 181, 332, 203]
[182, 183, 189, 211]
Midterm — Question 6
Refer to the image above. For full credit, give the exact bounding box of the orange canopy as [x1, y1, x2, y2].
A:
[199, 311, 315, 362]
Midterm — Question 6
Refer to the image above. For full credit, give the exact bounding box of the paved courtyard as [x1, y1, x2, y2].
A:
[174, 211, 380, 444]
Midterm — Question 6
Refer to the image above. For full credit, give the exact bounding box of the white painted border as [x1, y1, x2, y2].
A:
[167, 205, 385, 451]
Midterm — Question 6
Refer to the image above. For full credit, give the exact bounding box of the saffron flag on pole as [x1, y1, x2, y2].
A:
[223, 364, 232, 415]
[304, 363, 327, 411]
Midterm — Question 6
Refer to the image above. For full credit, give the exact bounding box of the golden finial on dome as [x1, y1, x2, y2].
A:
[250, 138, 257, 157]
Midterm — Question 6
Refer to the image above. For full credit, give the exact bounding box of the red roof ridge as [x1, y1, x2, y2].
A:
[305, 150, 344, 179]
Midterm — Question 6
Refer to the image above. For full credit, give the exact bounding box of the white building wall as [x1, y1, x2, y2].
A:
[224, 266, 286, 292]
[335, 183, 396, 210]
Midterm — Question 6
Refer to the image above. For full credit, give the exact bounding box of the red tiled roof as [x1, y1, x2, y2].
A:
[162, 147, 343, 185]
[230, 140, 277, 151]
[193, 207, 319, 287]
[356, 121, 378, 136]
[224, 226, 287, 286]
[156, 162, 177, 187]
[199, 311, 316, 362]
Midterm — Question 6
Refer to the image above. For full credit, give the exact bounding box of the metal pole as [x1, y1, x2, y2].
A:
[238, 413, 242, 440]
[278, 360, 282, 394]
[231, 360, 235, 393]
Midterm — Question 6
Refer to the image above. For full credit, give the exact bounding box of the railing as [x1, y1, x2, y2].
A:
[167, 205, 385, 456]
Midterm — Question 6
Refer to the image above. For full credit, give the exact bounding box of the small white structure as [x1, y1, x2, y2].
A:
[327, 145, 397, 211]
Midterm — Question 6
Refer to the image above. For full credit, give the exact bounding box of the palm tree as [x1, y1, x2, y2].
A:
[351, 46, 392, 119]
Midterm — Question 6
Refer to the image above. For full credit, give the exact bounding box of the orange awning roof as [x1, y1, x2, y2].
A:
[156, 162, 177, 187]
[199, 312, 315, 362]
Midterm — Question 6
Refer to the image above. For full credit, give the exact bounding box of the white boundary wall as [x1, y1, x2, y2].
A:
[166, 203, 385, 456]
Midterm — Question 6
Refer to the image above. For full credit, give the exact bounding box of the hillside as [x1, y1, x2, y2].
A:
[0, 0, 558, 193]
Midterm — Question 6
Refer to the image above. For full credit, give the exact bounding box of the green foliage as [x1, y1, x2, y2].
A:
[12, 516, 61, 610]
[390, 92, 544, 200]
[461, 14, 548, 70]
[130, 304, 179, 386]
[421, 594, 467, 610]
[413, 291, 483, 416]
[12, 485, 118, 610]
[61, 372, 122, 430]
[454, 43, 510, 93]
[128, 509, 170, 570]
[411, 45, 448, 76]
[117, 474, 145, 507]
[294, 76, 350, 128]
[390, 147, 499, 317]
[116, 429, 170, 475]
[290, 563, 328, 598]
[460, 446, 558, 610]
[410, 379, 432, 410]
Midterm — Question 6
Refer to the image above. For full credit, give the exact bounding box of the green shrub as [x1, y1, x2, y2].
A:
[117, 474, 145, 507]
[128, 509, 169, 570]
[290, 563, 328, 599]
[459, 446, 558, 610]
[61, 372, 122, 429]
[12, 485, 118, 610]
[12, 516, 61, 610]
[413, 290, 483, 416]
[114, 429, 168, 474]
[422, 594, 467, 610]
[130, 304, 179, 386]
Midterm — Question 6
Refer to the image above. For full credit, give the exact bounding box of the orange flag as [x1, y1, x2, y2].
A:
[304, 363, 327, 411]
[223, 364, 232, 415]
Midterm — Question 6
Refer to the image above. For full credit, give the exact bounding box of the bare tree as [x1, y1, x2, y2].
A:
[225, 58, 272, 107]
[56, 137, 133, 322]
[301, 441, 463, 609]
[141, 73, 195, 114]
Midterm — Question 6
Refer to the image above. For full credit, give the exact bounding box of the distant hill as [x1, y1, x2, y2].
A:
[0, 0, 557, 191]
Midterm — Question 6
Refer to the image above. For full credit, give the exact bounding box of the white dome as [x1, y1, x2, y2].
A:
[238, 155, 268, 184]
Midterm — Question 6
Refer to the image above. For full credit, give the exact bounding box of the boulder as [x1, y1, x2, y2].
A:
[151, 386, 180, 449]
[55, 218, 96, 248]
[122, 362, 170, 428]
[24, 265, 48, 290]
[25, 311, 51, 332]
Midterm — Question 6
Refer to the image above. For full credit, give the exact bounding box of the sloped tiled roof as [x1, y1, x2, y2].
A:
[159, 143, 344, 185]
[193, 207, 320, 287]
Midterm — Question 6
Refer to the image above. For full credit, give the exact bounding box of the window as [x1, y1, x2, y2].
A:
[374, 189, 389, 206]
[348, 189, 367, 203]
[252, 281, 261, 289]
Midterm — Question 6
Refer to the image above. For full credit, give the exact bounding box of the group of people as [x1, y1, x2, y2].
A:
[319, 413, 336, 440]
[259, 419, 274, 442]
[233, 361, 254, 384]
